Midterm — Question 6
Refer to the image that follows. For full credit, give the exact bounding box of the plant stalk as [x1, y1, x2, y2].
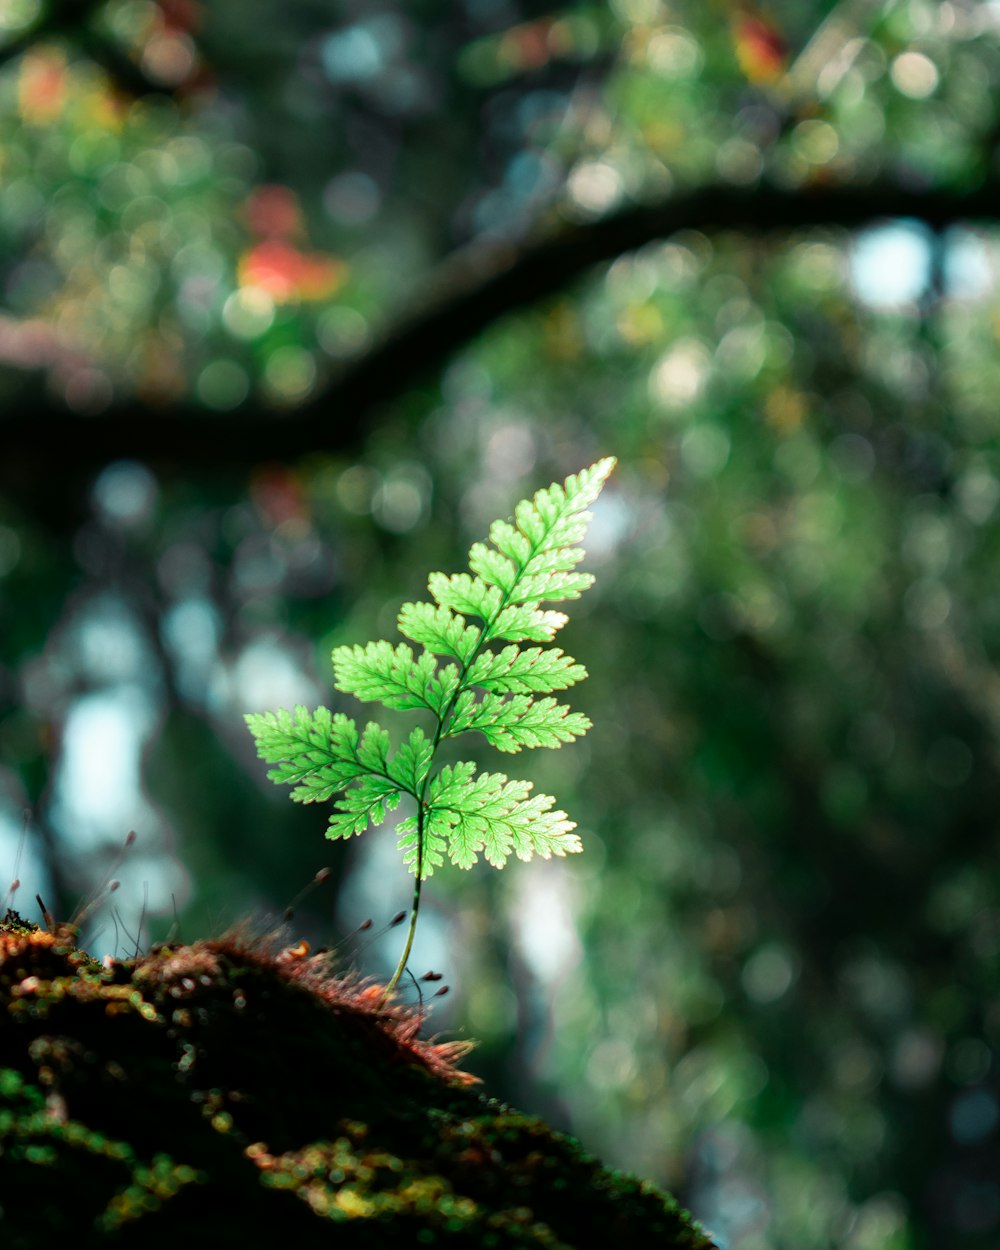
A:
[384, 804, 425, 996]
[382, 533, 543, 997]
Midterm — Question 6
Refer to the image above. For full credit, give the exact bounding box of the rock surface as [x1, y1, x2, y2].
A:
[0, 910, 716, 1248]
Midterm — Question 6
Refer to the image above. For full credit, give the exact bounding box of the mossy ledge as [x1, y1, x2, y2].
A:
[0, 910, 716, 1249]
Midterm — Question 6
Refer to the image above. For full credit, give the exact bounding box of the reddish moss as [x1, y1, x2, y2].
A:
[0, 910, 716, 1249]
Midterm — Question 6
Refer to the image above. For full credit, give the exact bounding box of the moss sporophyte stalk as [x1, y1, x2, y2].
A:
[246, 457, 616, 993]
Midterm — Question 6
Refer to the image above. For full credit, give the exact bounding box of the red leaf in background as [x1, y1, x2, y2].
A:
[733, 15, 788, 83]
[238, 240, 345, 302]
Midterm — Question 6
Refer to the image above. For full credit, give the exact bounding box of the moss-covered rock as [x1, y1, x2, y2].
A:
[0, 910, 715, 1248]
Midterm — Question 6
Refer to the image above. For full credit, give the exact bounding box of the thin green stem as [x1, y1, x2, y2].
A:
[384, 802, 424, 995]
[383, 522, 554, 996]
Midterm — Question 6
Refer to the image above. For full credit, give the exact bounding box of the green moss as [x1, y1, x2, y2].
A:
[0, 911, 715, 1248]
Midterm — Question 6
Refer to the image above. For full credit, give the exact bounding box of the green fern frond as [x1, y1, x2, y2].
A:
[428, 571, 503, 621]
[387, 727, 435, 793]
[397, 602, 480, 663]
[465, 646, 586, 694]
[446, 690, 591, 752]
[424, 766, 580, 871]
[491, 603, 569, 643]
[327, 774, 403, 839]
[332, 641, 458, 715]
[244, 707, 371, 800]
[246, 456, 615, 990]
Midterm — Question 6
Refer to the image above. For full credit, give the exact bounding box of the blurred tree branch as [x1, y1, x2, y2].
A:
[4, 176, 1000, 494]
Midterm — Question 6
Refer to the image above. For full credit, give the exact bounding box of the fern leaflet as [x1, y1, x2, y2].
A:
[246, 456, 615, 990]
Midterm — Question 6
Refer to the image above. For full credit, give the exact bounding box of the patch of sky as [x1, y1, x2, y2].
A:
[161, 598, 221, 705]
[321, 16, 405, 85]
[847, 220, 997, 308]
[50, 685, 160, 854]
[508, 860, 582, 987]
[943, 226, 995, 300]
[851, 220, 932, 308]
[0, 805, 51, 919]
[222, 637, 323, 715]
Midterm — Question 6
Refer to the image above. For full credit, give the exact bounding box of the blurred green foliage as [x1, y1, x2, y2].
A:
[2, 2, 1000, 1248]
